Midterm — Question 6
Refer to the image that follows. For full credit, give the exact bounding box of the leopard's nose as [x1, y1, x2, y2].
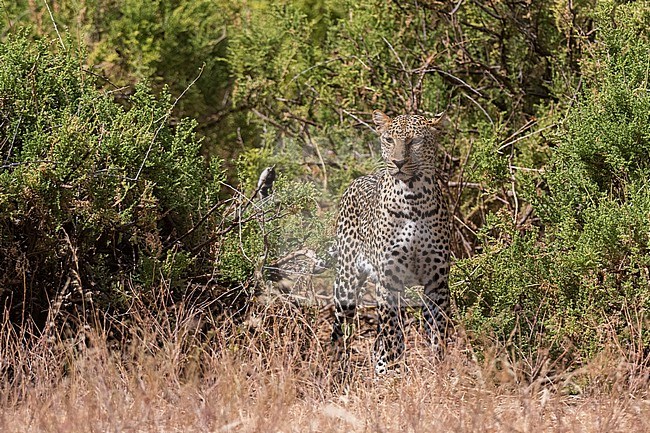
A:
[392, 159, 406, 169]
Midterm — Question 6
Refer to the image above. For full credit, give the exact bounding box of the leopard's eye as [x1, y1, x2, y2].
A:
[411, 136, 423, 145]
[383, 136, 394, 144]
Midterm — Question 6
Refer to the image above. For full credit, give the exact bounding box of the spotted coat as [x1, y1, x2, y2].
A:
[331, 110, 451, 374]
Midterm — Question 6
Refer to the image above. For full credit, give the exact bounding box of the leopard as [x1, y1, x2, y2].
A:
[331, 110, 452, 375]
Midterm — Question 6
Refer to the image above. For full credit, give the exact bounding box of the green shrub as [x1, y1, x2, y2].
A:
[455, 2, 650, 362]
[0, 33, 223, 324]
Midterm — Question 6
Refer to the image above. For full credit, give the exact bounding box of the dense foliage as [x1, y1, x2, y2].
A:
[1, 0, 649, 365]
[0, 34, 224, 325]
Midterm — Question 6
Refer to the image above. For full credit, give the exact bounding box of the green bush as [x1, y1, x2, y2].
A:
[0, 33, 223, 324]
[455, 2, 650, 362]
[1, 0, 250, 165]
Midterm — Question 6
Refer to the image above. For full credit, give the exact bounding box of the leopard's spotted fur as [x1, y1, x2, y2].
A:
[331, 110, 451, 374]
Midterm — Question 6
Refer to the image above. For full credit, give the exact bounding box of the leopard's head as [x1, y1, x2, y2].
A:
[373, 110, 447, 181]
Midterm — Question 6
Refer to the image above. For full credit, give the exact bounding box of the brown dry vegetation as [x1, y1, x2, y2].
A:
[1, 288, 649, 433]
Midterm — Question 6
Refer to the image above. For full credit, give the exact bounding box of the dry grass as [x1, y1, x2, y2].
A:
[1, 293, 649, 433]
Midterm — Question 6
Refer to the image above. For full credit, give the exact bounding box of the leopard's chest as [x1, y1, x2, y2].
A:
[372, 207, 440, 253]
[374, 179, 442, 237]
[368, 182, 444, 255]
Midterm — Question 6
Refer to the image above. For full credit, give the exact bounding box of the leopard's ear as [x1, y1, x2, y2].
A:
[373, 110, 391, 133]
[428, 112, 450, 131]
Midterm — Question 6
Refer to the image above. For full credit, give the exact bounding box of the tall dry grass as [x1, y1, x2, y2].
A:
[1, 287, 649, 433]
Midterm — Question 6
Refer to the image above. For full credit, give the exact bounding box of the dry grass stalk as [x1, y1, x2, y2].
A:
[1, 294, 649, 433]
